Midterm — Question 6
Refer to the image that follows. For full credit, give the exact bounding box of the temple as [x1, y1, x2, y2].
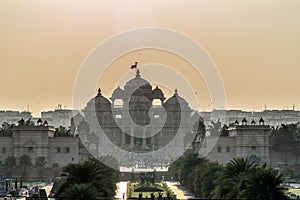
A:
[74, 69, 201, 157]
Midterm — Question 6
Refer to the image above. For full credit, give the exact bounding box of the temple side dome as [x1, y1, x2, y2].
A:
[85, 88, 111, 112]
[111, 86, 124, 100]
[163, 89, 190, 111]
[153, 86, 166, 101]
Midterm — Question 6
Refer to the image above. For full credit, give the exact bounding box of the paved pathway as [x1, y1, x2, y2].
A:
[115, 181, 128, 200]
[165, 181, 196, 200]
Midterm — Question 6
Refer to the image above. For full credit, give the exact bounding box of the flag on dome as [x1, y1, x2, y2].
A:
[130, 62, 138, 69]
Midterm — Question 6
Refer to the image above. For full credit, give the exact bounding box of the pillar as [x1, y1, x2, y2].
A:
[141, 128, 146, 149]
[130, 128, 135, 148]
[121, 132, 126, 147]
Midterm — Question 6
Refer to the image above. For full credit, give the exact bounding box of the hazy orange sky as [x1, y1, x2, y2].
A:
[0, 0, 300, 117]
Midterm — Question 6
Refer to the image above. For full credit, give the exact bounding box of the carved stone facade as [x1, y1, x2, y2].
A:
[76, 69, 200, 160]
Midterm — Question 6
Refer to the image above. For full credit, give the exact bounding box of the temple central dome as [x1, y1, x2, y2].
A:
[124, 69, 150, 91]
[123, 69, 153, 100]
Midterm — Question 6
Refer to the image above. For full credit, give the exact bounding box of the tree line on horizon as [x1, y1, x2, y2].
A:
[1, 155, 46, 181]
[0, 121, 75, 137]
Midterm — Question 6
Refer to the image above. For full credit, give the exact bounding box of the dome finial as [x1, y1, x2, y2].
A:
[175, 88, 178, 95]
[136, 69, 140, 78]
[97, 88, 102, 96]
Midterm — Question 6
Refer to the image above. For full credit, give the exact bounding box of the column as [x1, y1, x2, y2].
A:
[151, 129, 155, 151]
[130, 128, 135, 148]
[121, 132, 126, 147]
[141, 128, 146, 149]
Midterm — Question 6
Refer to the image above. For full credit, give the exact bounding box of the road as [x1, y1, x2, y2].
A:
[165, 181, 197, 199]
[115, 181, 128, 200]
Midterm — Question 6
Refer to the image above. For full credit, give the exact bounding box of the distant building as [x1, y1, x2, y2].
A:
[0, 111, 32, 126]
[41, 106, 78, 128]
[201, 109, 300, 131]
[203, 118, 271, 164]
[0, 120, 87, 180]
[0, 108, 78, 129]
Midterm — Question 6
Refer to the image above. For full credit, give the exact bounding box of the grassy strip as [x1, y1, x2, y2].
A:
[127, 181, 131, 198]
[128, 182, 173, 199]
[161, 182, 176, 198]
[289, 188, 300, 196]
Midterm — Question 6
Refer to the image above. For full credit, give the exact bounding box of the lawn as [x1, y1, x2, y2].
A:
[289, 188, 300, 196]
[128, 182, 174, 199]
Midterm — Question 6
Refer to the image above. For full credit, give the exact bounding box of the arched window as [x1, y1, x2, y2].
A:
[152, 99, 162, 106]
[116, 114, 122, 119]
[114, 99, 123, 108]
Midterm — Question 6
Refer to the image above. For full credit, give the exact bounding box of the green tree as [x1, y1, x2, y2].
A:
[220, 124, 230, 136]
[270, 123, 300, 163]
[54, 126, 73, 137]
[169, 155, 185, 181]
[0, 122, 15, 137]
[169, 153, 207, 192]
[35, 156, 47, 181]
[211, 157, 257, 199]
[4, 156, 16, 178]
[56, 157, 119, 199]
[58, 183, 100, 200]
[193, 161, 223, 198]
[238, 167, 287, 199]
[19, 154, 32, 181]
[208, 119, 222, 136]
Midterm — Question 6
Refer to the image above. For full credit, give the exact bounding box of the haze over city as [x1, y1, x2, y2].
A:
[1, 0, 300, 117]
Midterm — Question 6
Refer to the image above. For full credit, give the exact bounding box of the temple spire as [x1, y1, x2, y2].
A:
[136, 69, 140, 78]
[174, 88, 178, 95]
[97, 88, 102, 96]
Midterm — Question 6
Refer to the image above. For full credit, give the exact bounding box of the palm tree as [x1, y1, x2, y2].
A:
[212, 157, 257, 199]
[238, 167, 288, 200]
[4, 156, 16, 178]
[208, 119, 222, 136]
[58, 183, 100, 200]
[0, 122, 15, 137]
[56, 157, 119, 199]
[54, 126, 73, 137]
[19, 154, 32, 181]
[35, 156, 47, 181]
